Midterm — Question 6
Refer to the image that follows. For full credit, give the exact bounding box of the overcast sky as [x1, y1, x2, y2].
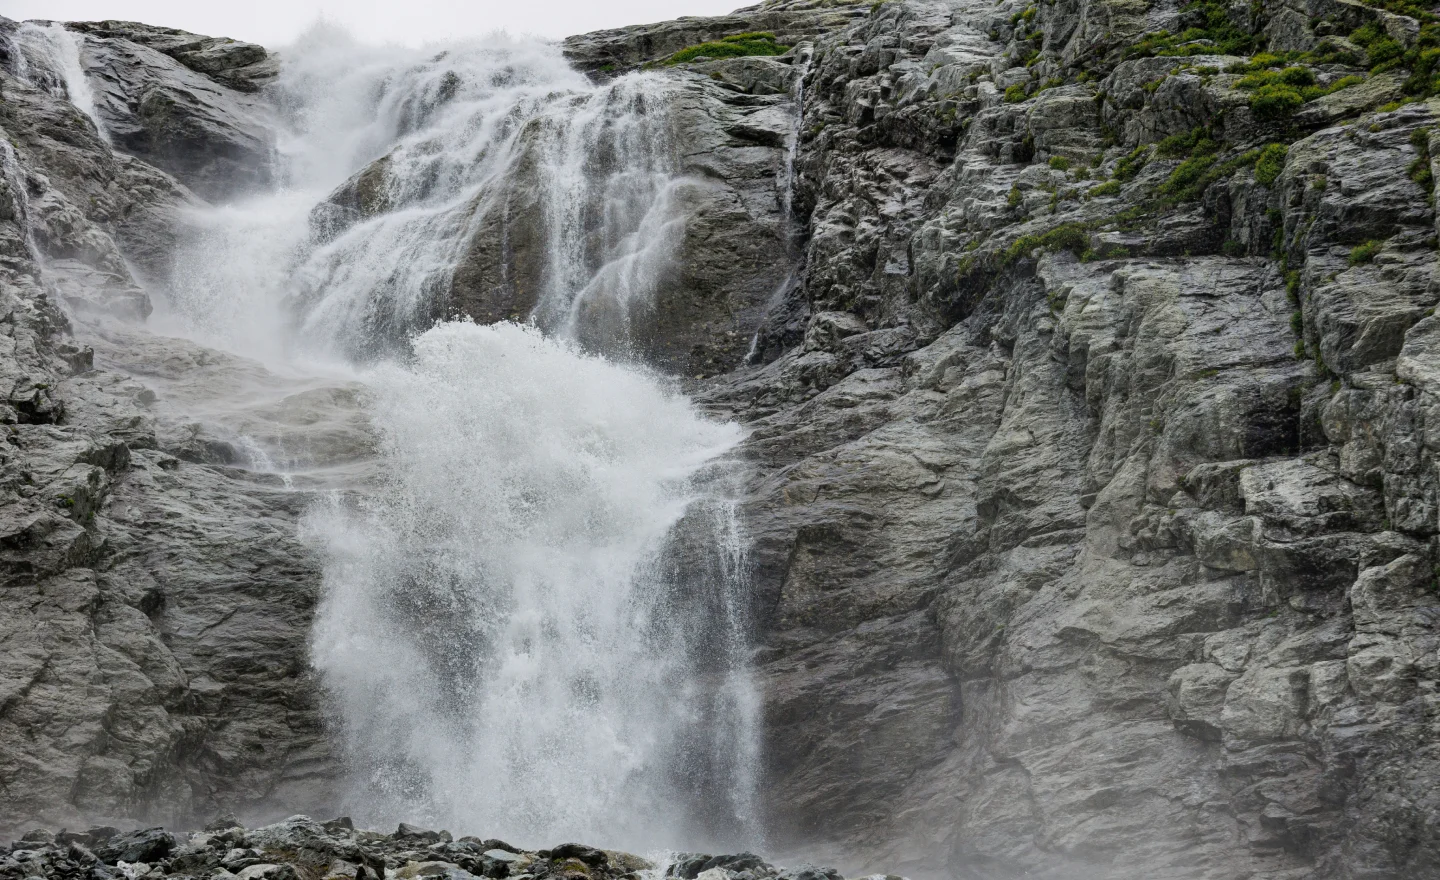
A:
[3, 0, 747, 45]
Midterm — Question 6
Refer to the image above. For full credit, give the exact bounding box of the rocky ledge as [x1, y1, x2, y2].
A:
[1, 818, 858, 880]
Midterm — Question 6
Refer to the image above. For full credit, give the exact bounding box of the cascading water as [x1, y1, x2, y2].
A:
[12, 17, 761, 852]
[13, 22, 105, 137]
[138, 27, 758, 851]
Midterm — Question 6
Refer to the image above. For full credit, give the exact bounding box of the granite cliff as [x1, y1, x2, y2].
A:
[3, 0, 1440, 878]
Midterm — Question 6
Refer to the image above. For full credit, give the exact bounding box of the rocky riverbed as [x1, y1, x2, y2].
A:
[0, 818, 851, 880]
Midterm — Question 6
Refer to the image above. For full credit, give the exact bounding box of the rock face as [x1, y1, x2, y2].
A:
[71, 21, 278, 201]
[693, 0, 1440, 877]
[0, 21, 349, 835]
[5, 0, 1440, 879]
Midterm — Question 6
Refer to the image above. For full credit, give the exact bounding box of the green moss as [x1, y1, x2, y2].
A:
[1089, 178, 1121, 197]
[1250, 84, 1305, 119]
[1349, 239, 1383, 264]
[1285, 270, 1301, 302]
[1155, 127, 1209, 158]
[1232, 62, 1366, 119]
[1368, 36, 1406, 70]
[1002, 222, 1092, 264]
[1125, 0, 1258, 58]
[1114, 144, 1151, 181]
[1160, 151, 1219, 197]
[663, 32, 790, 65]
[1254, 142, 1288, 185]
[1411, 127, 1434, 200]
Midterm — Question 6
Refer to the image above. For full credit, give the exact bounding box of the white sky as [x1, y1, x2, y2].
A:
[2, 0, 748, 45]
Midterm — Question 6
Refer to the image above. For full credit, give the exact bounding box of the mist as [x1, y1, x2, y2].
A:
[2, 0, 749, 45]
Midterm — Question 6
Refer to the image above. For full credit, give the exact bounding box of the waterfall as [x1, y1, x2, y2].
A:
[306, 322, 750, 847]
[13, 23, 106, 139]
[143, 28, 760, 850]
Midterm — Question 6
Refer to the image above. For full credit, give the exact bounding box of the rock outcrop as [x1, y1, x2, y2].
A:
[71, 21, 278, 201]
[5, 0, 1440, 878]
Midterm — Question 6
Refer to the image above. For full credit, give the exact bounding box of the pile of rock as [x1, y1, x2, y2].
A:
[0, 818, 856, 880]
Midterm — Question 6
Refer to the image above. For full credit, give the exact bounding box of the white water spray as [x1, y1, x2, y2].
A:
[150, 29, 758, 849]
[12, 17, 761, 852]
[307, 322, 752, 847]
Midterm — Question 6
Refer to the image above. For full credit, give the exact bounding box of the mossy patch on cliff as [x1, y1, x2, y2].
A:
[662, 32, 791, 65]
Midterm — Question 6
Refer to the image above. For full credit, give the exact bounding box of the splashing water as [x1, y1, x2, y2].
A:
[143, 28, 758, 849]
[307, 322, 752, 847]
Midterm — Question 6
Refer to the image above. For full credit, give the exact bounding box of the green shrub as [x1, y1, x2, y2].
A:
[1308, 40, 1362, 65]
[1156, 127, 1208, 158]
[1350, 22, 1383, 48]
[1254, 143, 1288, 185]
[664, 32, 790, 65]
[1277, 65, 1317, 87]
[1250, 84, 1305, 119]
[1125, 0, 1258, 58]
[1008, 186, 1023, 207]
[1158, 148, 1262, 202]
[1114, 144, 1152, 181]
[1002, 222, 1091, 263]
[1411, 127, 1434, 199]
[1160, 152, 1219, 197]
[1089, 178, 1121, 197]
[1368, 36, 1405, 70]
[1004, 84, 1029, 102]
[1349, 239, 1383, 265]
[1049, 155, 1072, 171]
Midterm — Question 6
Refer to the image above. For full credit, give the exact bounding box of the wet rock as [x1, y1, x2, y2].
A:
[72, 23, 277, 200]
[91, 828, 176, 864]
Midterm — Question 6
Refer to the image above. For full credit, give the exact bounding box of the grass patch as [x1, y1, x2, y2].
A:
[1254, 143, 1288, 185]
[1349, 239, 1383, 264]
[1233, 65, 1366, 119]
[1156, 127, 1211, 158]
[1049, 155, 1072, 171]
[1114, 144, 1152, 181]
[663, 32, 790, 65]
[1125, 0, 1258, 58]
[1002, 222, 1091, 264]
[1411, 127, 1434, 200]
[1089, 178, 1121, 197]
[1004, 83, 1029, 102]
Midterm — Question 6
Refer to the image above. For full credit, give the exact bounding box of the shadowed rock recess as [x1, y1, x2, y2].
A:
[5, 0, 1440, 877]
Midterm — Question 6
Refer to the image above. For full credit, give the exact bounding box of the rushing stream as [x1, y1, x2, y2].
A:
[15, 24, 761, 853]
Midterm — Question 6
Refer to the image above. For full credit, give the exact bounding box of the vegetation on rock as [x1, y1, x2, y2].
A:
[662, 32, 790, 65]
